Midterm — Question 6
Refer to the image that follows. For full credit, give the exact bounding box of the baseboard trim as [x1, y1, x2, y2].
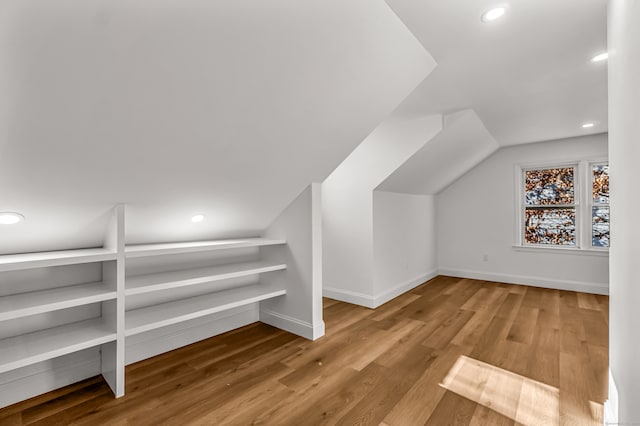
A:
[260, 309, 324, 340]
[322, 285, 376, 308]
[324, 269, 438, 309]
[373, 269, 438, 308]
[438, 267, 609, 295]
[604, 369, 618, 425]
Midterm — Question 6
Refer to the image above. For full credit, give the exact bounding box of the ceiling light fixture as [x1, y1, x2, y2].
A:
[582, 122, 595, 129]
[481, 6, 507, 22]
[0, 212, 25, 225]
[191, 214, 205, 223]
[591, 52, 608, 62]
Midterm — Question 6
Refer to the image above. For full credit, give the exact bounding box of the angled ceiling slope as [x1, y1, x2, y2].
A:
[386, 0, 608, 146]
[0, 0, 434, 254]
[378, 109, 499, 195]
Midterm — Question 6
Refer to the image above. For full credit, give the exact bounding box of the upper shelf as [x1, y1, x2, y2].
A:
[0, 248, 117, 273]
[125, 238, 286, 258]
[125, 261, 287, 296]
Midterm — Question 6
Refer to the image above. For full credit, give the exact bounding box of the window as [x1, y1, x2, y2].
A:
[523, 166, 576, 246]
[591, 163, 609, 247]
[517, 161, 609, 250]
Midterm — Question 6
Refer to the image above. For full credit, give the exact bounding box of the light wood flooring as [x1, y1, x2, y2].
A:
[0, 276, 609, 425]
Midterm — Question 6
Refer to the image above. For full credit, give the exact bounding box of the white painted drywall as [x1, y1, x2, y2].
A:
[386, 0, 608, 145]
[607, 1, 640, 423]
[373, 191, 437, 306]
[261, 183, 324, 340]
[323, 115, 442, 306]
[437, 134, 609, 293]
[378, 109, 499, 195]
[0, 0, 434, 254]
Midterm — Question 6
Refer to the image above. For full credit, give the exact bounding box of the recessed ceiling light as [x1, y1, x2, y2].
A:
[0, 212, 25, 225]
[482, 6, 507, 22]
[591, 52, 608, 62]
[582, 122, 595, 129]
[191, 214, 205, 223]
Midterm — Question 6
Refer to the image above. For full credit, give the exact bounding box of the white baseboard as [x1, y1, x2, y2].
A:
[0, 348, 101, 409]
[126, 304, 259, 365]
[438, 267, 609, 295]
[373, 269, 438, 308]
[604, 369, 618, 425]
[260, 309, 324, 340]
[322, 285, 376, 308]
[323, 269, 438, 309]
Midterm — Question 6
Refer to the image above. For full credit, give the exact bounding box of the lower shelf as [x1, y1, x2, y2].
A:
[125, 283, 286, 336]
[0, 318, 116, 374]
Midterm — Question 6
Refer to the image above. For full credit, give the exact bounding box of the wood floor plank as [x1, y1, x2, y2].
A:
[0, 277, 609, 426]
[577, 293, 602, 311]
[425, 391, 477, 426]
[283, 363, 388, 426]
[559, 352, 602, 425]
[469, 405, 515, 426]
[382, 343, 469, 425]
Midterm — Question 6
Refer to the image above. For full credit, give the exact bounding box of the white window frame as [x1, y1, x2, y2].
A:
[589, 161, 610, 250]
[513, 159, 609, 256]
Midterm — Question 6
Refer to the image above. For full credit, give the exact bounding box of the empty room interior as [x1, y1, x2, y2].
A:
[0, 0, 638, 425]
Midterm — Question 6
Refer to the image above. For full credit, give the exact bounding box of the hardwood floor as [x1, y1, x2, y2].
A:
[0, 276, 609, 425]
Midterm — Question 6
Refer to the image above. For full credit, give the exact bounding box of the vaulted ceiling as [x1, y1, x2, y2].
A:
[387, 0, 608, 146]
[0, 0, 432, 254]
[0, 0, 609, 252]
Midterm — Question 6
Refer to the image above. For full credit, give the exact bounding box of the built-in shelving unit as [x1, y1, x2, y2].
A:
[126, 283, 286, 336]
[123, 238, 289, 351]
[0, 189, 321, 409]
[0, 206, 125, 408]
[0, 282, 116, 321]
[0, 318, 116, 374]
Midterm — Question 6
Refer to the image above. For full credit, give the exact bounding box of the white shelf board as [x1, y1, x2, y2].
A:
[125, 238, 286, 258]
[0, 318, 116, 374]
[125, 283, 286, 336]
[0, 248, 117, 272]
[0, 283, 116, 322]
[125, 261, 287, 296]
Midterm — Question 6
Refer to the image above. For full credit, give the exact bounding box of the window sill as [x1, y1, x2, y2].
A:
[512, 245, 609, 257]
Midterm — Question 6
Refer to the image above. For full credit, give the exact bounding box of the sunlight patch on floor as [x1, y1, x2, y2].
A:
[441, 355, 559, 425]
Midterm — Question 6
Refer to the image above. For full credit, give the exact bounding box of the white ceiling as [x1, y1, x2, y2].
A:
[378, 109, 499, 194]
[0, 0, 611, 252]
[0, 0, 432, 253]
[387, 0, 608, 146]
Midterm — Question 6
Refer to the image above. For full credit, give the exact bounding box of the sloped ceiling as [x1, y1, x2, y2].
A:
[0, 0, 434, 254]
[377, 109, 499, 195]
[371, 0, 607, 197]
[387, 0, 608, 146]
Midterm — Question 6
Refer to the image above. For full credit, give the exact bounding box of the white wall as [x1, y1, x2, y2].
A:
[261, 183, 324, 340]
[437, 134, 609, 294]
[322, 115, 442, 306]
[373, 191, 437, 306]
[606, 1, 640, 423]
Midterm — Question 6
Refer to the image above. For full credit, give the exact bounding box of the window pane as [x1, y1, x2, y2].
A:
[525, 208, 576, 245]
[525, 167, 574, 205]
[593, 164, 609, 204]
[592, 206, 610, 247]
